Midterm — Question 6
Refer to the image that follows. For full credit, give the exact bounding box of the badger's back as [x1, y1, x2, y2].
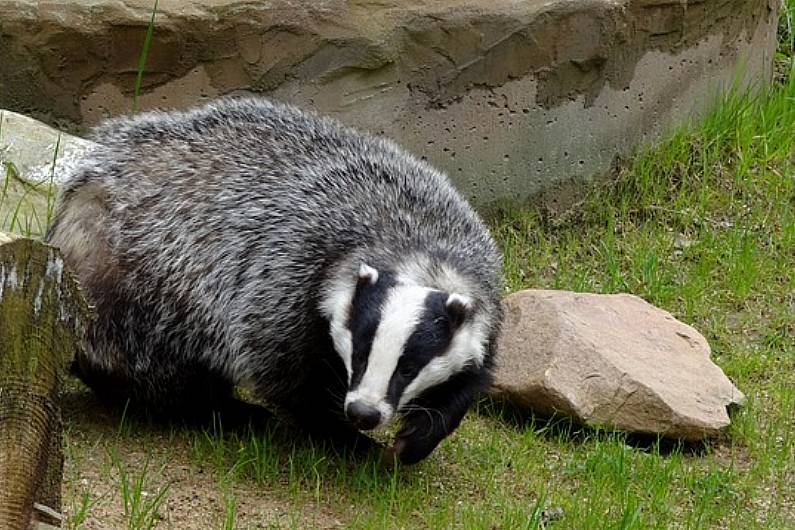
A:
[48, 98, 501, 408]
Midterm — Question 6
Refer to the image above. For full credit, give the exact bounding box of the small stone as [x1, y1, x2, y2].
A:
[491, 290, 744, 439]
[673, 233, 694, 250]
[540, 506, 564, 525]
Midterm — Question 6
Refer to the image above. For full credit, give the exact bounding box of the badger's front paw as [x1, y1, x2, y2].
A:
[383, 437, 430, 466]
[383, 370, 488, 465]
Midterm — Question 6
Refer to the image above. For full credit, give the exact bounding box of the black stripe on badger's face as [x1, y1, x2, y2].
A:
[347, 271, 397, 390]
[384, 291, 455, 407]
[344, 281, 471, 431]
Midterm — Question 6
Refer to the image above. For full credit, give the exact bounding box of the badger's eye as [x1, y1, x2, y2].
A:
[398, 363, 416, 379]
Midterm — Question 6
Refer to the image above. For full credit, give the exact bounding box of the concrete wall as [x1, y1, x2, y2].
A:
[0, 0, 779, 209]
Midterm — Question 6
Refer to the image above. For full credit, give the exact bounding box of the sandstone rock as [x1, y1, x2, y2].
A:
[0, 0, 778, 209]
[492, 290, 744, 439]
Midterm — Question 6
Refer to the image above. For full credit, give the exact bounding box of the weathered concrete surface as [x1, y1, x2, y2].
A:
[0, 0, 779, 209]
[491, 290, 745, 439]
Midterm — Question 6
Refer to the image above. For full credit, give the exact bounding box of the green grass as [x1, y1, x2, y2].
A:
[3, 3, 791, 528]
[112, 449, 171, 530]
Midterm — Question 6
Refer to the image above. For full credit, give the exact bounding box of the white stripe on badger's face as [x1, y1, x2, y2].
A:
[344, 285, 430, 425]
[321, 263, 384, 383]
[318, 274, 356, 382]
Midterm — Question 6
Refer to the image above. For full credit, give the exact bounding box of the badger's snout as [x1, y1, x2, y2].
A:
[345, 401, 382, 431]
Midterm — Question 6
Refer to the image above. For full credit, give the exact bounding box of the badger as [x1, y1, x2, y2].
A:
[46, 98, 503, 464]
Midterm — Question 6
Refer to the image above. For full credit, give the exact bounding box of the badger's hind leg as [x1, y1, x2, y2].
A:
[80, 299, 233, 418]
[49, 182, 234, 418]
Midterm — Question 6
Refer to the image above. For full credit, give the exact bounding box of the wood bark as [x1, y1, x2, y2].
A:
[0, 232, 90, 530]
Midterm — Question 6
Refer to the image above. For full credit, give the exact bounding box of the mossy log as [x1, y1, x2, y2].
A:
[0, 232, 90, 530]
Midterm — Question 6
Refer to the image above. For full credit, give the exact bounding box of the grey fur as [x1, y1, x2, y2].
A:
[47, 97, 503, 461]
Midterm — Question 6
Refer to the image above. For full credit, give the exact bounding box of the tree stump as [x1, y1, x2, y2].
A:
[0, 232, 90, 530]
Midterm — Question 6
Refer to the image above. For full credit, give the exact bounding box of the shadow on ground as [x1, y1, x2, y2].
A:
[61, 377, 386, 466]
[476, 395, 714, 457]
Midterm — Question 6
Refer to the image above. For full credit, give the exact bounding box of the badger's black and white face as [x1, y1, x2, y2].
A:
[320, 263, 489, 435]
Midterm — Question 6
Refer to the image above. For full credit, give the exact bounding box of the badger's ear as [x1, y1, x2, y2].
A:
[357, 263, 379, 286]
[446, 293, 472, 329]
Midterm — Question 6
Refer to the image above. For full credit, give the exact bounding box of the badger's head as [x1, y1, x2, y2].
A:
[320, 262, 494, 464]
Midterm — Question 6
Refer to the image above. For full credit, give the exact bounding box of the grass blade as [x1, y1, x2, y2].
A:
[131, 0, 159, 114]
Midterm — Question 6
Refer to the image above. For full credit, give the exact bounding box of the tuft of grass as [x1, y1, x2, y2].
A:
[217, 482, 238, 530]
[777, 0, 795, 76]
[110, 448, 171, 530]
[45, 133, 60, 228]
[63, 433, 100, 530]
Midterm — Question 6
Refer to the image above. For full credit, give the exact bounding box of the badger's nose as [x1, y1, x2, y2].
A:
[345, 401, 382, 431]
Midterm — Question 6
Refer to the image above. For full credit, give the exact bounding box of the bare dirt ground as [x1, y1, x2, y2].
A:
[61, 386, 346, 529]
